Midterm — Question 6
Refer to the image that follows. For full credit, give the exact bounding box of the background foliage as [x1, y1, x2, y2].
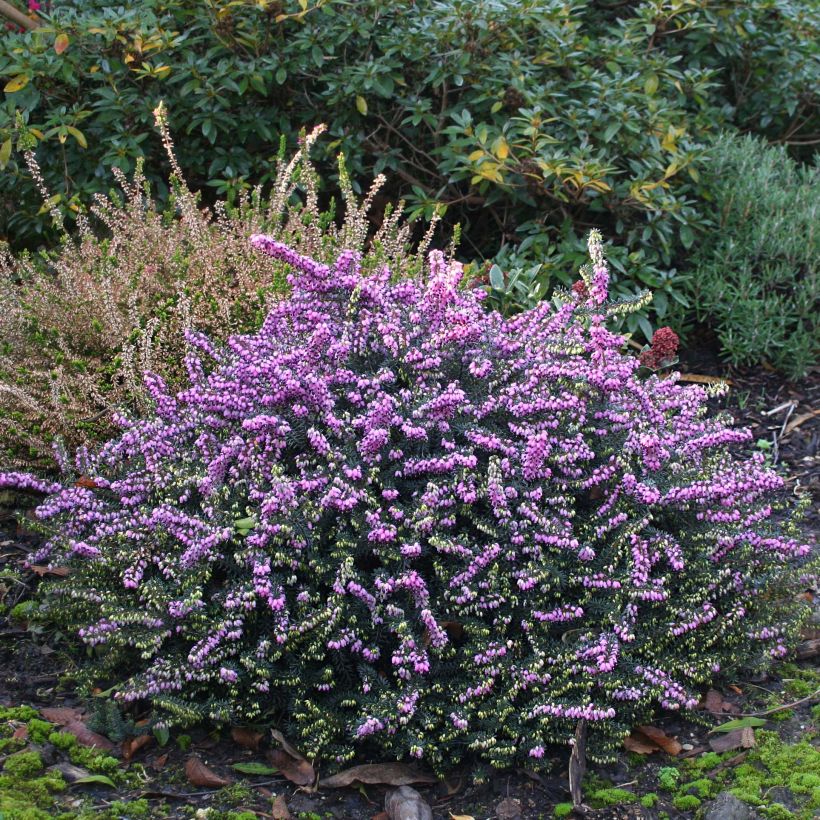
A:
[685, 133, 818, 379]
[2, 0, 818, 345]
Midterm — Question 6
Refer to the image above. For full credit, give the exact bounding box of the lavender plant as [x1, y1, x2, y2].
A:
[2, 231, 812, 772]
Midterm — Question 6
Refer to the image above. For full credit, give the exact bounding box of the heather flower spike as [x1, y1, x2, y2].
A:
[1, 231, 812, 773]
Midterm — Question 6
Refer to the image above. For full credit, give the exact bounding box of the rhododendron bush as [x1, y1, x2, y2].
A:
[2, 232, 812, 771]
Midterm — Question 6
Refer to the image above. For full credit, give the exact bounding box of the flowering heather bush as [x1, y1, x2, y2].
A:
[3, 232, 813, 772]
[0, 120, 419, 468]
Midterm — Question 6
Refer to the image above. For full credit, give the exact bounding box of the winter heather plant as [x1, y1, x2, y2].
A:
[0, 118, 421, 468]
[2, 231, 812, 773]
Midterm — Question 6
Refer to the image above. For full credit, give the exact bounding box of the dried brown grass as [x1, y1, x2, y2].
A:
[0, 116, 424, 469]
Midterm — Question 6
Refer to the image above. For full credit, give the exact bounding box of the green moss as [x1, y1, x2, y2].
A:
[588, 787, 636, 807]
[48, 730, 78, 751]
[683, 751, 722, 773]
[683, 778, 717, 798]
[554, 803, 574, 818]
[0, 706, 38, 722]
[657, 766, 681, 791]
[26, 719, 53, 743]
[725, 732, 820, 818]
[3, 751, 44, 778]
[640, 793, 659, 808]
[762, 805, 795, 820]
[9, 600, 37, 621]
[672, 794, 701, 811]
[105, 799, 151, 818]
[67, 745, 120, 776]
[217, 782, 255, 804]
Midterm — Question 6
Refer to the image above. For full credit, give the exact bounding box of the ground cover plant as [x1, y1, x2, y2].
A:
[0, 119, 420, 468]
[2, 0, 818, 341]
[685, 132, 819, 379]
[1, 226, 813, 778]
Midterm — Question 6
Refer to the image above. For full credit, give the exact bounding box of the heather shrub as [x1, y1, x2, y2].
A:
[0, 120, 422, 468]
[3, 0, 818, 337]
[686, 133, 818, 378]
[3, 231, 812, 773]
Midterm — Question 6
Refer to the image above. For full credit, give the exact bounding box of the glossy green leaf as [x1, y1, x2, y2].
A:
[232, 762, 279, 775]
[710, 717, 767, 733]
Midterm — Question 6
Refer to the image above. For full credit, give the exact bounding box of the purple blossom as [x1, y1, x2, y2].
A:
[0, 233, 812, 772]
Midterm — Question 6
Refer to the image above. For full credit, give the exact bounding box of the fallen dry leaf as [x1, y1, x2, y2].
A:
[63, 721, 116, 751]
[267, 748, 316, 788]
[729, 685, 743, 695]
[624, 733, 660, 755]
[151, 753, 168, 771]
[231, 726, 264, 751]
[704, 689, 725, 713]
[784, 409, 820, 437]
[270, 729, 306, 761]
[385, 785, 433, 820]
[320, 763, 437, 789]
[74, 476, 98, 489]
[271, 794, 292, 820]
[637, 725, 682, 755]
[122, 734, 153, 762]
[624, 724, 681, 756]
[496, 797, 523, 819]
[678, 374, 732, 386]
[12, 725, 28, 740]
[29, 565, 70, 577]
[185, 756, 232, 788]
[371, 814, 389, 820]
[47, 712, 78, 733]
[709, 727, 756, 754]
[441, 773, 467, 796]
[450, 814, 476, 820]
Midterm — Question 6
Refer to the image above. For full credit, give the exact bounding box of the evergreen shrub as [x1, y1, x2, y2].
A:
[1, 231, 813, 773]
[3, 0, 818, 339]
[686, 133, 818, 378]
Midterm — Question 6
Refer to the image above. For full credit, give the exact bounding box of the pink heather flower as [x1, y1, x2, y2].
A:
[0, 232, 809, 774]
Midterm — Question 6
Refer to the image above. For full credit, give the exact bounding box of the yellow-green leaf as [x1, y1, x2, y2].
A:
[468, 149, 485, 162]
[66, 127, 87, 149]
[0, 138, 11, 169]
[355, 95, 367, 115]
[4, 75, 29, 94]
[644, 73, 659, 95]
[54, 33, 70, 55]
[493, 136, 509, 160]
[663, 161, 681, 179]
[37, 193, 62, 215]
[661, 131, 678, 153]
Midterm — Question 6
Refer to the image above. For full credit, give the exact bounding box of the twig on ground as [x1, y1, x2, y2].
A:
[707, 751, 749, 777]
[736, 687, 820, 717]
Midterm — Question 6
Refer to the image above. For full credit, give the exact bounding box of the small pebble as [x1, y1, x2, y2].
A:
[681, 743, 694, 751]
